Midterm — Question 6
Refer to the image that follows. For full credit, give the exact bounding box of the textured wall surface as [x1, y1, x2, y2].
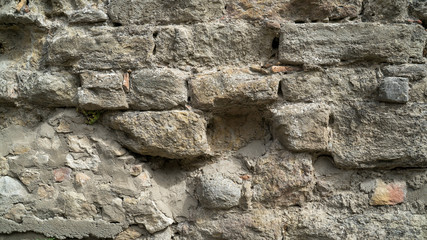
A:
[0, 0, 427, 239]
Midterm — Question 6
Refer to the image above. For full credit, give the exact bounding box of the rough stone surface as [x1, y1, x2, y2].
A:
[272, 103, 331, 152]
[279, 23, 426, 65]
[378, 77, 409, 103]
[1, 1, 427, 239]
[104, 111, 210, 159]
[196, 175, 241, 209]
[190, 68, 280, 111]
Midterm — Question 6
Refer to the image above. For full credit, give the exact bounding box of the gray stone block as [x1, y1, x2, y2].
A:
[378, 77, 409, 103]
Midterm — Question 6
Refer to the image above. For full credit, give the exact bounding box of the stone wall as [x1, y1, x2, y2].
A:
[0, 0, 426, 239]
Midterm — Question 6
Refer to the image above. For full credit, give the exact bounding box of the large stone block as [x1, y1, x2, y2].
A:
[108, 0, 225, 25]
[279, 23, 426, 65]
[382, 64, 427, 81]
[189, 68, 280, 111]
[281, 67, 378, 102]
[154, 22, 277, 66]
[363, 0, 408, 22]
[104, 111, 210, 159]
[331, 103, 427, 168]
[47, 27, 154, 70]
[128, 68, 188, 110]
[272, 103, 331, 152]
[17, 71, 78, 107]
[78, 71, 128, 110]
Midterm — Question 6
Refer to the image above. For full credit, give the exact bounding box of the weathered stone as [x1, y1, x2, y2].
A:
[37, 184, 55, 199]
[68, 8, 108, 23]
[17, 71, 78, 106]
[272, 103, 331, 152]
[253, 142, 315, 206]
[123, 197, 174, 234]
[108, 0, 224, 25]
[75, 172, 91, 186]
[53, 167, 72, 182]
[58, 191, 97, 220]
[104, 111, 210, 159]
[4, 203, 27, 223]
[0, 71, 18, 104]
[47, 27, 154, 70]
[66, 153, 101, 171]
[196, 175, 241, 209]
[129, 165, 143, 177]
[382, 64, 427, 81]
[19, 170, 40, 191]
[331, 103, 427, 168]
[115, 227, 141, 240]
[154, 22, 277, 66]
[190, 68, 280, 111]
[102, 198, 126, 224]
[78, 71, 128, 110]
[378, 77, 409, 103]
[281, 67, 379, 102]
[128, 68, 188, 110]
[279, 23, 426, 65]
[410, 0, 427, 24]
[363, 0, 409, 22]
[0, 157, 9, 176]
[111, 174, 139, 196]
[370, 179, 406, 206]
[0, 176, 28, 201]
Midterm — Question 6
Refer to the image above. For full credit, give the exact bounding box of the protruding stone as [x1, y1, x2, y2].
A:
[378, 77, 409, 103]
[130, 165, 143, 177]
[370, 180, 406, 206]
[196, 175, 241, 210]
[0, 176, 28, 200]
[272, 103, 331, 152]
[104, 111, 210, 159]
[68, 8, 108, 23]
[279, 23, 426, 65]
[190, 68, 280, 111]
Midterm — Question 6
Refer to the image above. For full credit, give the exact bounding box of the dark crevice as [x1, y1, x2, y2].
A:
[0, 43, 4, 54]
[328, 114, 335, 125]
[152, 44, 157, 55]
[277, 81, 283, 98]
[153, 31, 159, 38]
[112, 22, 122, 27]
[271, 36, 279, 50]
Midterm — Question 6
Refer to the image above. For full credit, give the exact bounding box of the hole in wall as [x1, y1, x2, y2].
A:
[328, 114, 335, 125]
[153, 31, 159, 38]
[271, 36, 279, 50]
[152, 44, 157, 55]
[277, 81, 283, 97]
[113, 22, 122, 27]
[0, 43, 4, 54]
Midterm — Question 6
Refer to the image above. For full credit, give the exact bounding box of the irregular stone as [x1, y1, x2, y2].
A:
[378, 77, 409, 103]
[190, 68, 280, 111]
[68, 8, 108, 23]
[111, 174, 139, 196]
[272, 103, 331, 152]
[16, 71, 78, 106]
[91, 136, 127, 157]
[66, 153, 101, 171]
[196, 175, 241, 209]
[410, 0, 427, 24]
[253, 142, 315, 207]
[58, 191, 97, 220]
[78, 71, 128, 110]
[104, 111, 210, 159]
[47, 27, 154, 70]
[108, 0, 224, 25]
[115, 227, 142, 240]
[382, 64, 427, 81]
[154, 22, 277, 66]
[281, 67, 379, 102]
[128, 68, 188, 110]
[37, 184, 56, 199]
[75, 172, 91, 186]
[123, 197, 174, 234]
[135, 170, 152, 188]
[360, 179, 377, 194]
[129, 165, 143, 177]
[53, 167, 72, 182]
[103, 198, 126, 224]
[4, 203, 26, 223]
[363, 0, 408, 22]
[0, 176, 28, 201]
[279, 23, 426, 65]
[370, 180, 406, 206]
[0, 157, 9, 175]
[0, 71, 18, 104]
[331, 103, 427, 168]
[19, 170, 40, 191]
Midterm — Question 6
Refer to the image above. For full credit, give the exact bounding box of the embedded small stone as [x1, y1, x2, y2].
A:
[378, 77, 409, 103]
[75, 172, 91, 186]
[196, 175, 241, 209]
[0, 176, 28, 199]
[130, 165, 143, 177]
[53, 167, 72, 182]
[370, 180, 406, 206]
[37, 184, 55, 199]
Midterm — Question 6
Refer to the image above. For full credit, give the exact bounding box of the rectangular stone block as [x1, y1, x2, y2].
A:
[331, 103, 427, 168]
[281, 67, 378, 102]
[154, 22, 277, 66]
[108, 0, 224, 25]
[189, 68, 280, 111]
[104, 111, 210, 159]
[128, 68, 188, 110]
[77, 71, 128, 110]
[279, 23, 426, 65]
[272, 103, 331, 152]
[47, 26, 154, 70]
